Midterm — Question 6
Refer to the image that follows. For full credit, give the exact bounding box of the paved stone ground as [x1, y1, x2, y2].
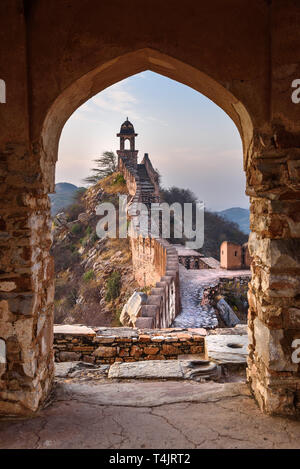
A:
[1, 377, 300, 449]
[173, 265, 250, 329]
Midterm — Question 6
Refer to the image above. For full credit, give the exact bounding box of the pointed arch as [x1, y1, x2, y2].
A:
[41, 48, 253, 191]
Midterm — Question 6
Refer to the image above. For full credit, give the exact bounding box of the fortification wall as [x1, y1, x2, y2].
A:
[118, 156, 139, 197]
[120, 156, 181, 329]
[141, 153, 160, 198]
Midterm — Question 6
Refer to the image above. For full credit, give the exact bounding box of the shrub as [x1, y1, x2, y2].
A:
[112, 173, 126, 185]
[71, 223, 82, 235]
[86, 226, 92, 236]
[83, 269, 94, 283]
[91, 232, 98, 243]
[65, 203, 85, 222]
[105, 271, 121, 302]
[80, 237, 88, 247]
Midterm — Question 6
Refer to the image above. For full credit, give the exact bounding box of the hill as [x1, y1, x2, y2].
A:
[49, 182, 83, 216]
[160, 187, 248, 260]
[218, 207, 250, 234]
[203, 211, 248, 259]
[51, 173, 138, 327]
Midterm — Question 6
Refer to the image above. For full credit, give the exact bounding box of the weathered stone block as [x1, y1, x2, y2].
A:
[59, 351, 80, 361]
[143, 346, 159, 355]
[254, 318, 297, 372]
[93, 346, 117, 358]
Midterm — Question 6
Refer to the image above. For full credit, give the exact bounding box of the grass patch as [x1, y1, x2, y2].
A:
[82, 269, 95, 283]
[105, 271, 121, 302]
[99, 172, 128, 195]
[71, 223, 82, 235]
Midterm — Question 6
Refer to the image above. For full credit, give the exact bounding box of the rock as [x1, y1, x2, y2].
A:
[180, 359, 219, 380]
[253, 317, 297, 372]
[55, 212, 67, 225]
[55, 361, 109, 378]
[54, 324, 96, 336]
[205, 334, 248, 365]
[108, 360, 183, 379]
[216, 298, 240, 327]
[93, 346, 116, 358]
[119, 291, 147, 327]
[95, 327, 138, 338]
[77, 213, 89, 224]
[108, 358, 219, 381]
[55, 361, 79, 378]
[59, 351, 81, 361]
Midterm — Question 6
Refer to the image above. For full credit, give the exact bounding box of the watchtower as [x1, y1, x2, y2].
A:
[117, 118, 138, 169]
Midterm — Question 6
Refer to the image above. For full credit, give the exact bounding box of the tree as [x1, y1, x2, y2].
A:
[83, 151, 117, 184]
[160, 186, 197, 206]
[160, 185, 247, 259]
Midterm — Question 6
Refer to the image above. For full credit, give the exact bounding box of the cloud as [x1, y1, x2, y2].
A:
[91, 82, 140, 119]
[147, 116, 169, 126]
[73, 113, 105, 125]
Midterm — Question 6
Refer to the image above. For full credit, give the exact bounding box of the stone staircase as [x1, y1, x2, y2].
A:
[137, 163, 156, 205]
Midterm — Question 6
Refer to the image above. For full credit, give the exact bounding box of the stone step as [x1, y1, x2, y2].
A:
[108, 358, 219, 381]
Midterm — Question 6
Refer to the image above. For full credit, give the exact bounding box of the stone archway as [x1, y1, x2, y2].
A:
[1, 0, 300, 417]
[39, 49, 299, 417]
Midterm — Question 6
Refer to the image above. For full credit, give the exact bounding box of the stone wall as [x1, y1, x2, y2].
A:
[121, 153, 181, 329]
[202, 276, 251, 305]
[202, 275, 250, 326]
[118, 156, 139, 197]
[0, 143, 54, 415]
[137, 239, 180, 329]
[54, 325, 205, 364]
[141, 153, 160, 198]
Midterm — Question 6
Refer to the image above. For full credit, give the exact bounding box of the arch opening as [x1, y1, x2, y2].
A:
[51, 67, 251, 327]
[41, 48, 254, 193]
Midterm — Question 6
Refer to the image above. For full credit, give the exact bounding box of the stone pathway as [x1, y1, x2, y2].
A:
[1, 377, 300, 449]
[173, 265, 251, 329]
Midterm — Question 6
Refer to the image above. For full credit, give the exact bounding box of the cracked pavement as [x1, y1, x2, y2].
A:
[1, 378, 300, 449]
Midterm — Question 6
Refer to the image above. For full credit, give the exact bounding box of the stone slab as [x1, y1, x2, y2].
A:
[108, 360, 183, 379]
[54, 380, 251, 408]
[205, 334, 248, 364]
[55, 361, 109, 379]
[95, 327, 138, 338]
[108, 358, 218, 381]
[54, 324, 96, 336]
[55, 362, 80, 378]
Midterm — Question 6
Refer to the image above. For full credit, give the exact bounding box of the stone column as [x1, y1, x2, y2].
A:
[0, 144, 54, 415]
[0, 1, 55, 416]
[246, 132, 300, 415]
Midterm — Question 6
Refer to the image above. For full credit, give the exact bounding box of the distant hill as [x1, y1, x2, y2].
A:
[160, 187, 248, 260]
[49, 182, 83, 216]
[218, 207, 250, 234]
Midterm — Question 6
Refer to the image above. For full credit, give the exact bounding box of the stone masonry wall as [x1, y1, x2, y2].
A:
[54, 325, 205, 364]
[202, 276, 251, 305]
[120, 155, 181, 329]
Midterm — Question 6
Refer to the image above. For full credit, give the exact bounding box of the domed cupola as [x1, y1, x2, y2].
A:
[118, 118, 137, 136]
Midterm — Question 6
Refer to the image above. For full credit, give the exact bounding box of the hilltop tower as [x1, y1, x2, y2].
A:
[117, 118, 138, 170]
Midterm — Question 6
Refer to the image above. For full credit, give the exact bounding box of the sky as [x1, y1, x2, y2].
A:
[57, 71, 249, 212]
